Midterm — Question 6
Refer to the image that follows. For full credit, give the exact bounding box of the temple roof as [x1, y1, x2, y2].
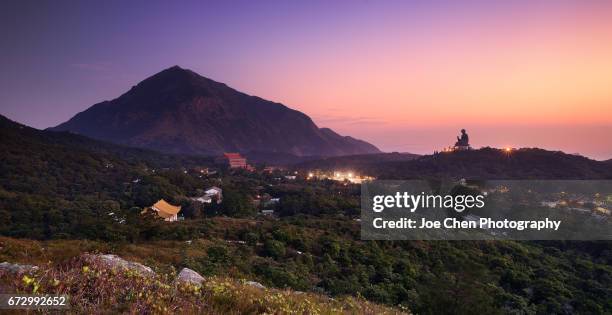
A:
[224, 152, 244, 159]
[152, 199, 181, 215]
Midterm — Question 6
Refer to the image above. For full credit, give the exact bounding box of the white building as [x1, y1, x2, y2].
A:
[191, 195, 213, 204]
[204, 186, 223, 203]
[263, 198, 280, 207]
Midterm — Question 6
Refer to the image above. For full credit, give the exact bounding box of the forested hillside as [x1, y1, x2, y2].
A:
[1, 115, 611, 314]
[298, 148, 612, 180]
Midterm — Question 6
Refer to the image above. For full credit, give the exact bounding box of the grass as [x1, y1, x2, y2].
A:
[0, 254, 408, 314]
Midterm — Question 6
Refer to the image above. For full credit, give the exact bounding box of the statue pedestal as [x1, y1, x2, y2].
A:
[453, 145, 470, 151]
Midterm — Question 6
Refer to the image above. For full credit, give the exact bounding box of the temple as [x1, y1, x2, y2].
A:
[142, 199, 181, 222]
[453, 129, 471, 151]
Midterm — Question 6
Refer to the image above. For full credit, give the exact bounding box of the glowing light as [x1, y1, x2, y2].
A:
[504, 147, 512, 153]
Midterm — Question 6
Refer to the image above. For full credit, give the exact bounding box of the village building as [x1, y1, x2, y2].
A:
[263, 166, 285, 173]
[540, 201, 560, 208]
[191, 186, 223, 204]
[191, 195, 212, 204]
[263, 197, 280, 207]
[192, 166, 209, 174]
[204, 186, 222, 202]
[143, 199, 181, 222]
[217, 152, 248, 169]
[595, 207, 611, 215]
[261, 209, 275, 216]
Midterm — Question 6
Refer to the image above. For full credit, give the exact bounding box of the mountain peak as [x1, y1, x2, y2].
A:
[143, 65, 199, 83]
[156, 65, 196, 78]
[128, 65, 230, 99]
[50, 67, 381, 157]
[167, 65, 183, 71]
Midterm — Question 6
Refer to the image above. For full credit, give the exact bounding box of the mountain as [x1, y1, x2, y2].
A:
[297, 148, 612, 179]
[50, 66, 381, 157]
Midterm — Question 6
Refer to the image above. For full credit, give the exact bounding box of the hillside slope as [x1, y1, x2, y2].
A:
[0, 248, 406, 314]
[298, 148, 612, 179]
[0, 114, 210, 239]
[51, 66, 380, 157]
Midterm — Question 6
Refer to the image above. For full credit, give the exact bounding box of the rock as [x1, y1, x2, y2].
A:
[0, 262, 38, 274]
[245, 281, 265, 289]
[83, 254, 155, 276]
[176, 268, 204, 285]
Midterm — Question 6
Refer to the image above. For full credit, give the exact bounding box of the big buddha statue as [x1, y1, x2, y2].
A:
[454, 129, 470, 150]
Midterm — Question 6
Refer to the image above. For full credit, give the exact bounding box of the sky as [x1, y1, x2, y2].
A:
[1, 0, 612, 159]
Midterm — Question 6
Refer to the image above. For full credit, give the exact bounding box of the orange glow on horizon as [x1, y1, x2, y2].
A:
[224, 2, 612, 159]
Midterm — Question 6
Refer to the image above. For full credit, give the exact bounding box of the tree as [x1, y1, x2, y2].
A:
[220, 188, 256, 217]
[263, 239, 286, 259]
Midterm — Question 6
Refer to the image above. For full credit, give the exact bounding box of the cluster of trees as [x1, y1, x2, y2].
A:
[266, 181, 360, 217]
[275, 191, 358, 216]
[173, 219, 611, 314]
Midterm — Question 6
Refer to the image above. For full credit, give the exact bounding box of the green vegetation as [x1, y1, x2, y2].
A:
[0, 248, 404, 315]
[1, 215, 610, 314]
[1, 115, 611, 314]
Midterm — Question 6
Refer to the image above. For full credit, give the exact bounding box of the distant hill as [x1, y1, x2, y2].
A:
[50, 66, 380, 157]
[296, 152, 420, 170]
[243, 151, 323, 166]
[298, 148, 612, 179]
[1, 114, 136, 196]
[0, 114, 216, 238]
[0, 114, 213, 170]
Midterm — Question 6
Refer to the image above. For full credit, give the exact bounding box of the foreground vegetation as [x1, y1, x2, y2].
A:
[0, 249, 404, 314]
[1, 214, 610, 315]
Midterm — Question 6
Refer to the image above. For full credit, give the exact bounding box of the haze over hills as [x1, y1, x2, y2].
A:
[50, 66, 380, 157]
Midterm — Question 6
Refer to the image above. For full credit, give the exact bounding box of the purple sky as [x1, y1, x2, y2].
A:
[1, 1, 611, 159]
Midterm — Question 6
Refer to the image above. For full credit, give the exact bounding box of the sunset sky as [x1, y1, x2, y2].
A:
[1, 1, 612, 159]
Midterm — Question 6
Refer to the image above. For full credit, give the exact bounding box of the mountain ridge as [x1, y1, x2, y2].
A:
[0, 113, 213, 169]
[297, 147, 612, 180]
[50, 66, 380, 157]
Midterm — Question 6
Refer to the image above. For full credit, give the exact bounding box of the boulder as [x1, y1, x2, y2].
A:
[176, 268, 204, 285]
[83, 254, 155, 276]
[0, 262, 38, 274]
[245, 281, 265, 289]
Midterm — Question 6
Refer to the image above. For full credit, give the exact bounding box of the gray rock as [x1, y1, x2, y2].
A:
[0, 262, 38, 274]
[83, 254, 155, 276]
[245, 280, 265, 289]
[176, 268, 204, 285]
